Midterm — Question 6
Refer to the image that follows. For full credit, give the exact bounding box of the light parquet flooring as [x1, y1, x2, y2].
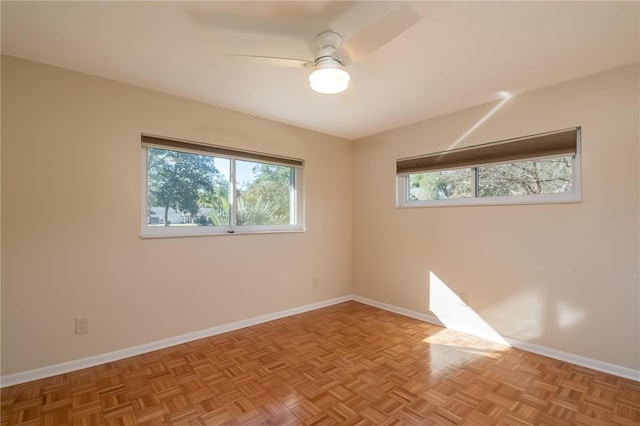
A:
[2, 301, 639, 425]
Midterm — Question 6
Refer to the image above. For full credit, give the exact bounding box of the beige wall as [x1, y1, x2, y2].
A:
[2, 55, 638, 377]
[353, 64, 639, 370]
[1, 56, 353, 375]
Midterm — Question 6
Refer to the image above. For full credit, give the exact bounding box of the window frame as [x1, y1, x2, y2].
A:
[396, 128, 582, 208]
[141, 135, 304, 238]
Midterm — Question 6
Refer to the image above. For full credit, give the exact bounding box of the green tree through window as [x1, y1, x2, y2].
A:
[147, 148, 219, 225]
[144, 144, 302, 235]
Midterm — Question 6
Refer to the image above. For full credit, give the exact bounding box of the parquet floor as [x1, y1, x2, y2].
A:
[1, 302, 639, 425]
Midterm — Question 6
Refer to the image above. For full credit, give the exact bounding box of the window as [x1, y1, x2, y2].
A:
[397, 128, 581, 207]
[142, 135, 304, 237]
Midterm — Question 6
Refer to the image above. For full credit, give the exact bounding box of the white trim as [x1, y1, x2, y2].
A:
[397, 129, 582, 209]
[141, 146, 305, 238]
[500, 338, 639, 381]
[3, 294, 638, 387]
[398, 189, 581, 208]
[351, 295, 443, 326]
[0, 296, 351, 388]
[352, 295, 640, 381]
[353, 296, 507, 345]
[140, 227, 306, 239]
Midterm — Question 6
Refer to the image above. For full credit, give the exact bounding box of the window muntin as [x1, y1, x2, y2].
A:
[142, 137, 303, 237]
[397, 128, 581, 207]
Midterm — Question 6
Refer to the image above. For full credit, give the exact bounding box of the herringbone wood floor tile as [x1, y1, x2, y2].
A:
[1, 302, 638, 425]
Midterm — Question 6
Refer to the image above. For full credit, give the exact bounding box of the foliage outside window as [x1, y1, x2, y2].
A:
[142, 135, 303, 237]
[397, 128, 581, 207]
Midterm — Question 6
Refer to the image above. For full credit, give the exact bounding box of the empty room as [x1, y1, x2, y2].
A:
[1, 1, 639, 425]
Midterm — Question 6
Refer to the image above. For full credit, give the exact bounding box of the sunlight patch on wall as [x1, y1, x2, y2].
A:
[428, 271, 510, 346]
[556, 301, 585, 329]
[447, 92, 512, 151]
[480, 288, 544, 341]
[457, 287, 585, 342]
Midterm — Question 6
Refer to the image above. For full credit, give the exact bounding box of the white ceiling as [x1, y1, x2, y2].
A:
[2, 1, 638, 140]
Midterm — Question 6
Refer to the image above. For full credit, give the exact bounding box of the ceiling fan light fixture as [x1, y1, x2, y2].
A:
[309, 60, 350, 94]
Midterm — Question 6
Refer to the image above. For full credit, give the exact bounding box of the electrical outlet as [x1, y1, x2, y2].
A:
[312, 278, 319, 288]
[75, 317, 89, 334]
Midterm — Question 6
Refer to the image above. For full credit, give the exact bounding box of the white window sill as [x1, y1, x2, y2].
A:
[397, 192, 581, 208]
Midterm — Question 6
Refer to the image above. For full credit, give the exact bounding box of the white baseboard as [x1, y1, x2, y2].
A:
[3, 294, 638, 387]
[0, 295, 351, 388]
[351, 295, 444, 326]
[352, 295, 640, 382]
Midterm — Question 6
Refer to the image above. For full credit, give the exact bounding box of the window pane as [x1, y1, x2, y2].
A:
[408, 169, 472, 201]
[235, 160, 294, 225]
[146, 147, 229, 227]
[478, 156, 573, 197]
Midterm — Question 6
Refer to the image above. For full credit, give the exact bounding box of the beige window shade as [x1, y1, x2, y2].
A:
[396, 128, 579, 174]
[142, 134, 304, 168]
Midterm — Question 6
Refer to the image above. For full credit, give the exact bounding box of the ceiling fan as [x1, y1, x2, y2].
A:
[225, 4, 421, 95]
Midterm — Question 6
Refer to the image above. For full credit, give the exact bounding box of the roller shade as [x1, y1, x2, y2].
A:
[396, 128, 579, 174]
[142, 134, 304, 168]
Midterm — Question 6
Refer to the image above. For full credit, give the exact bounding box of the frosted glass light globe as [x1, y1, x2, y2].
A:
[309, 62, 350, 94]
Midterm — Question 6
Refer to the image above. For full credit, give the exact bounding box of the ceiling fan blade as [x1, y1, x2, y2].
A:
[225, 54, 314, 69]
[334, 3, 420, 65]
